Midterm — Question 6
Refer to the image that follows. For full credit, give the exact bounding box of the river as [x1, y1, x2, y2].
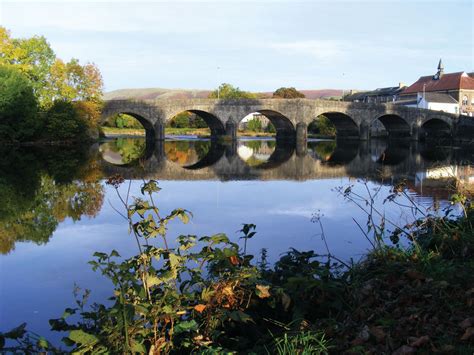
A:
[0, 137, 472, 343]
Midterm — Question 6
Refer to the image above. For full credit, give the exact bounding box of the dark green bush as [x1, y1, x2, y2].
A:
[0, 66, 39, 141]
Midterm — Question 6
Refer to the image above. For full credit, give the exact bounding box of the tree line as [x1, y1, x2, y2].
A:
[0, 27, 103, 142]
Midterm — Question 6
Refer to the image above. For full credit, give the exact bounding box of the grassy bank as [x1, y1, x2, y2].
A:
[100, 127, 146, 136]
[1, 181, 473, 353]
[100, 127, 278, 138]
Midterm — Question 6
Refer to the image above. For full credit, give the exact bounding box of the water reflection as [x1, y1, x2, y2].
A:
[237, 139, 276, 167]
[99, 138, 147, 165]
[3, 139, 474, 255]
[165, 139, 213, 167]
[0, 146, 104, 254]
[97, 138, 474, 185]
[2, 139, 474, 341]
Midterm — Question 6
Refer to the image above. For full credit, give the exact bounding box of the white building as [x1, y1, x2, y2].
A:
[404, 92, 459, 114]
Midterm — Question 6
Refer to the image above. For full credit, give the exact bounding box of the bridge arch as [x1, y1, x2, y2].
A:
[420, 118, 452, 140]
[372, 114, 411, 139]
[313, 112, 359, 139]
[167, 109, 225, 137]
[100, 111, 155, 140]
[238, 110, 295, 140]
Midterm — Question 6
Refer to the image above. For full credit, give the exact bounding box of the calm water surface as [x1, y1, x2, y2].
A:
[1, 137, 473, 342]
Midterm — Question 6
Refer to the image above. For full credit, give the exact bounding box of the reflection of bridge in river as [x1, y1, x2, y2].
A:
[97, 139, 474, 186]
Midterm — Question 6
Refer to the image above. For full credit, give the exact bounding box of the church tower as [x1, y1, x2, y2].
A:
[434, 58, 444, 80]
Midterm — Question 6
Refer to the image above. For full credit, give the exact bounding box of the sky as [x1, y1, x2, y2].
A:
[1, 0, 473, 93]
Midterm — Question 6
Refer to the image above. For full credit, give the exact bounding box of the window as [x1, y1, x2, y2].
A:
[462, 95, 468, 105]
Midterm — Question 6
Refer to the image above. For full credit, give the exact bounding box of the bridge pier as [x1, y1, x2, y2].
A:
[359, 123, 369, 141]
[410, 124, 420, 141]
[154, 121, 165, 140]
[296, 123, 308, 157]
[225, 120, 237, 140]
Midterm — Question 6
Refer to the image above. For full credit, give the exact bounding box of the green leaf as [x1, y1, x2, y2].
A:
[141, 180, 161, 194]
[145, 274, 162, 288]
[4, 323, 27, 339]
[209, 233, 230, 244]
[37, 337, 49, 349]
[62, 307, 77, 319]
[174, 320, 198, 335]
[168, 253, 181, 279]
[68, 329, 99, 346]
[110, 250, 120, 257]
[131, 341, 147, 353]
[228, 310, 254, 323]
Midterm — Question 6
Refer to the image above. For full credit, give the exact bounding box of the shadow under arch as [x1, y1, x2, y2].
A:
[316, 112, 359, 139]
[372, 114, 411, 139]
[248, 110, 295, 141]
[183, 141, 226, 170]
[420, 118, 452, 140]
[169, 110, 226, 137]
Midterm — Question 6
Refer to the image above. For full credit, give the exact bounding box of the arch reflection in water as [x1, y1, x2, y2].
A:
[99, 138, 149, 166]
[307, 140, 358, 165]
[96, 138, 474, 189]
[368, 139, 410, 166]
[236, 139, 296, 169]
[165, 139, 217, 167]
[237, 139, 276, 167]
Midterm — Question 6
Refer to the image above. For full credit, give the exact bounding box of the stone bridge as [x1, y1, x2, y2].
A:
[101, 98, 467, 143]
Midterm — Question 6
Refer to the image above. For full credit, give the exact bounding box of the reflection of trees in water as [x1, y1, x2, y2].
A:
[0, 146, 104, 254]
[165, 140, 211, 166]
[101, 138, 146, 165]
[307, 141, 337, 161]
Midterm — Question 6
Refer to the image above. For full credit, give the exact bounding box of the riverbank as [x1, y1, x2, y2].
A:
[100, 127, 277, 138]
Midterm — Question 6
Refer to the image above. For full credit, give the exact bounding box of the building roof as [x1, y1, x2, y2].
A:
[422, 92, 458, 104]
[345, 86, 405, 101]
[394, 98, 418, 105]
[402, 71, 474, 94]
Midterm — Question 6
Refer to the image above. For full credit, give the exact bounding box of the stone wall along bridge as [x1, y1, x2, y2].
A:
[101, 98, 465, 142]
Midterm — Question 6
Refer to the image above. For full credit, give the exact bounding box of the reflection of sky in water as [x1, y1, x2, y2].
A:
[1, 138, 473, 343]
[0, 178, 439, 342]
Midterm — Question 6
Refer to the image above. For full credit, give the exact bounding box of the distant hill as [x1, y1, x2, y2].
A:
[104, 88, 343, 100]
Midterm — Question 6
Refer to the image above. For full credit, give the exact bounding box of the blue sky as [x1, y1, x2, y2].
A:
[1, 0, 472, 92]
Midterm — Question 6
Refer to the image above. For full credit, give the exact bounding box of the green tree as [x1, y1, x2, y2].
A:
[0, 26, 104, 135]
[265, 123, 276, 133]
[0, 27, 55, 107]
[44, 100, 88, 141]
[308, 115, 336, 137]
[0, 66, 39, 141]
[273, 87, 305, 99]
[208, 83, 256, 99]
[189, 114, 208, 128]
[169, 112, 191, 128]
[113, 114, 143, 129]
[246, 118, 263, 132]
